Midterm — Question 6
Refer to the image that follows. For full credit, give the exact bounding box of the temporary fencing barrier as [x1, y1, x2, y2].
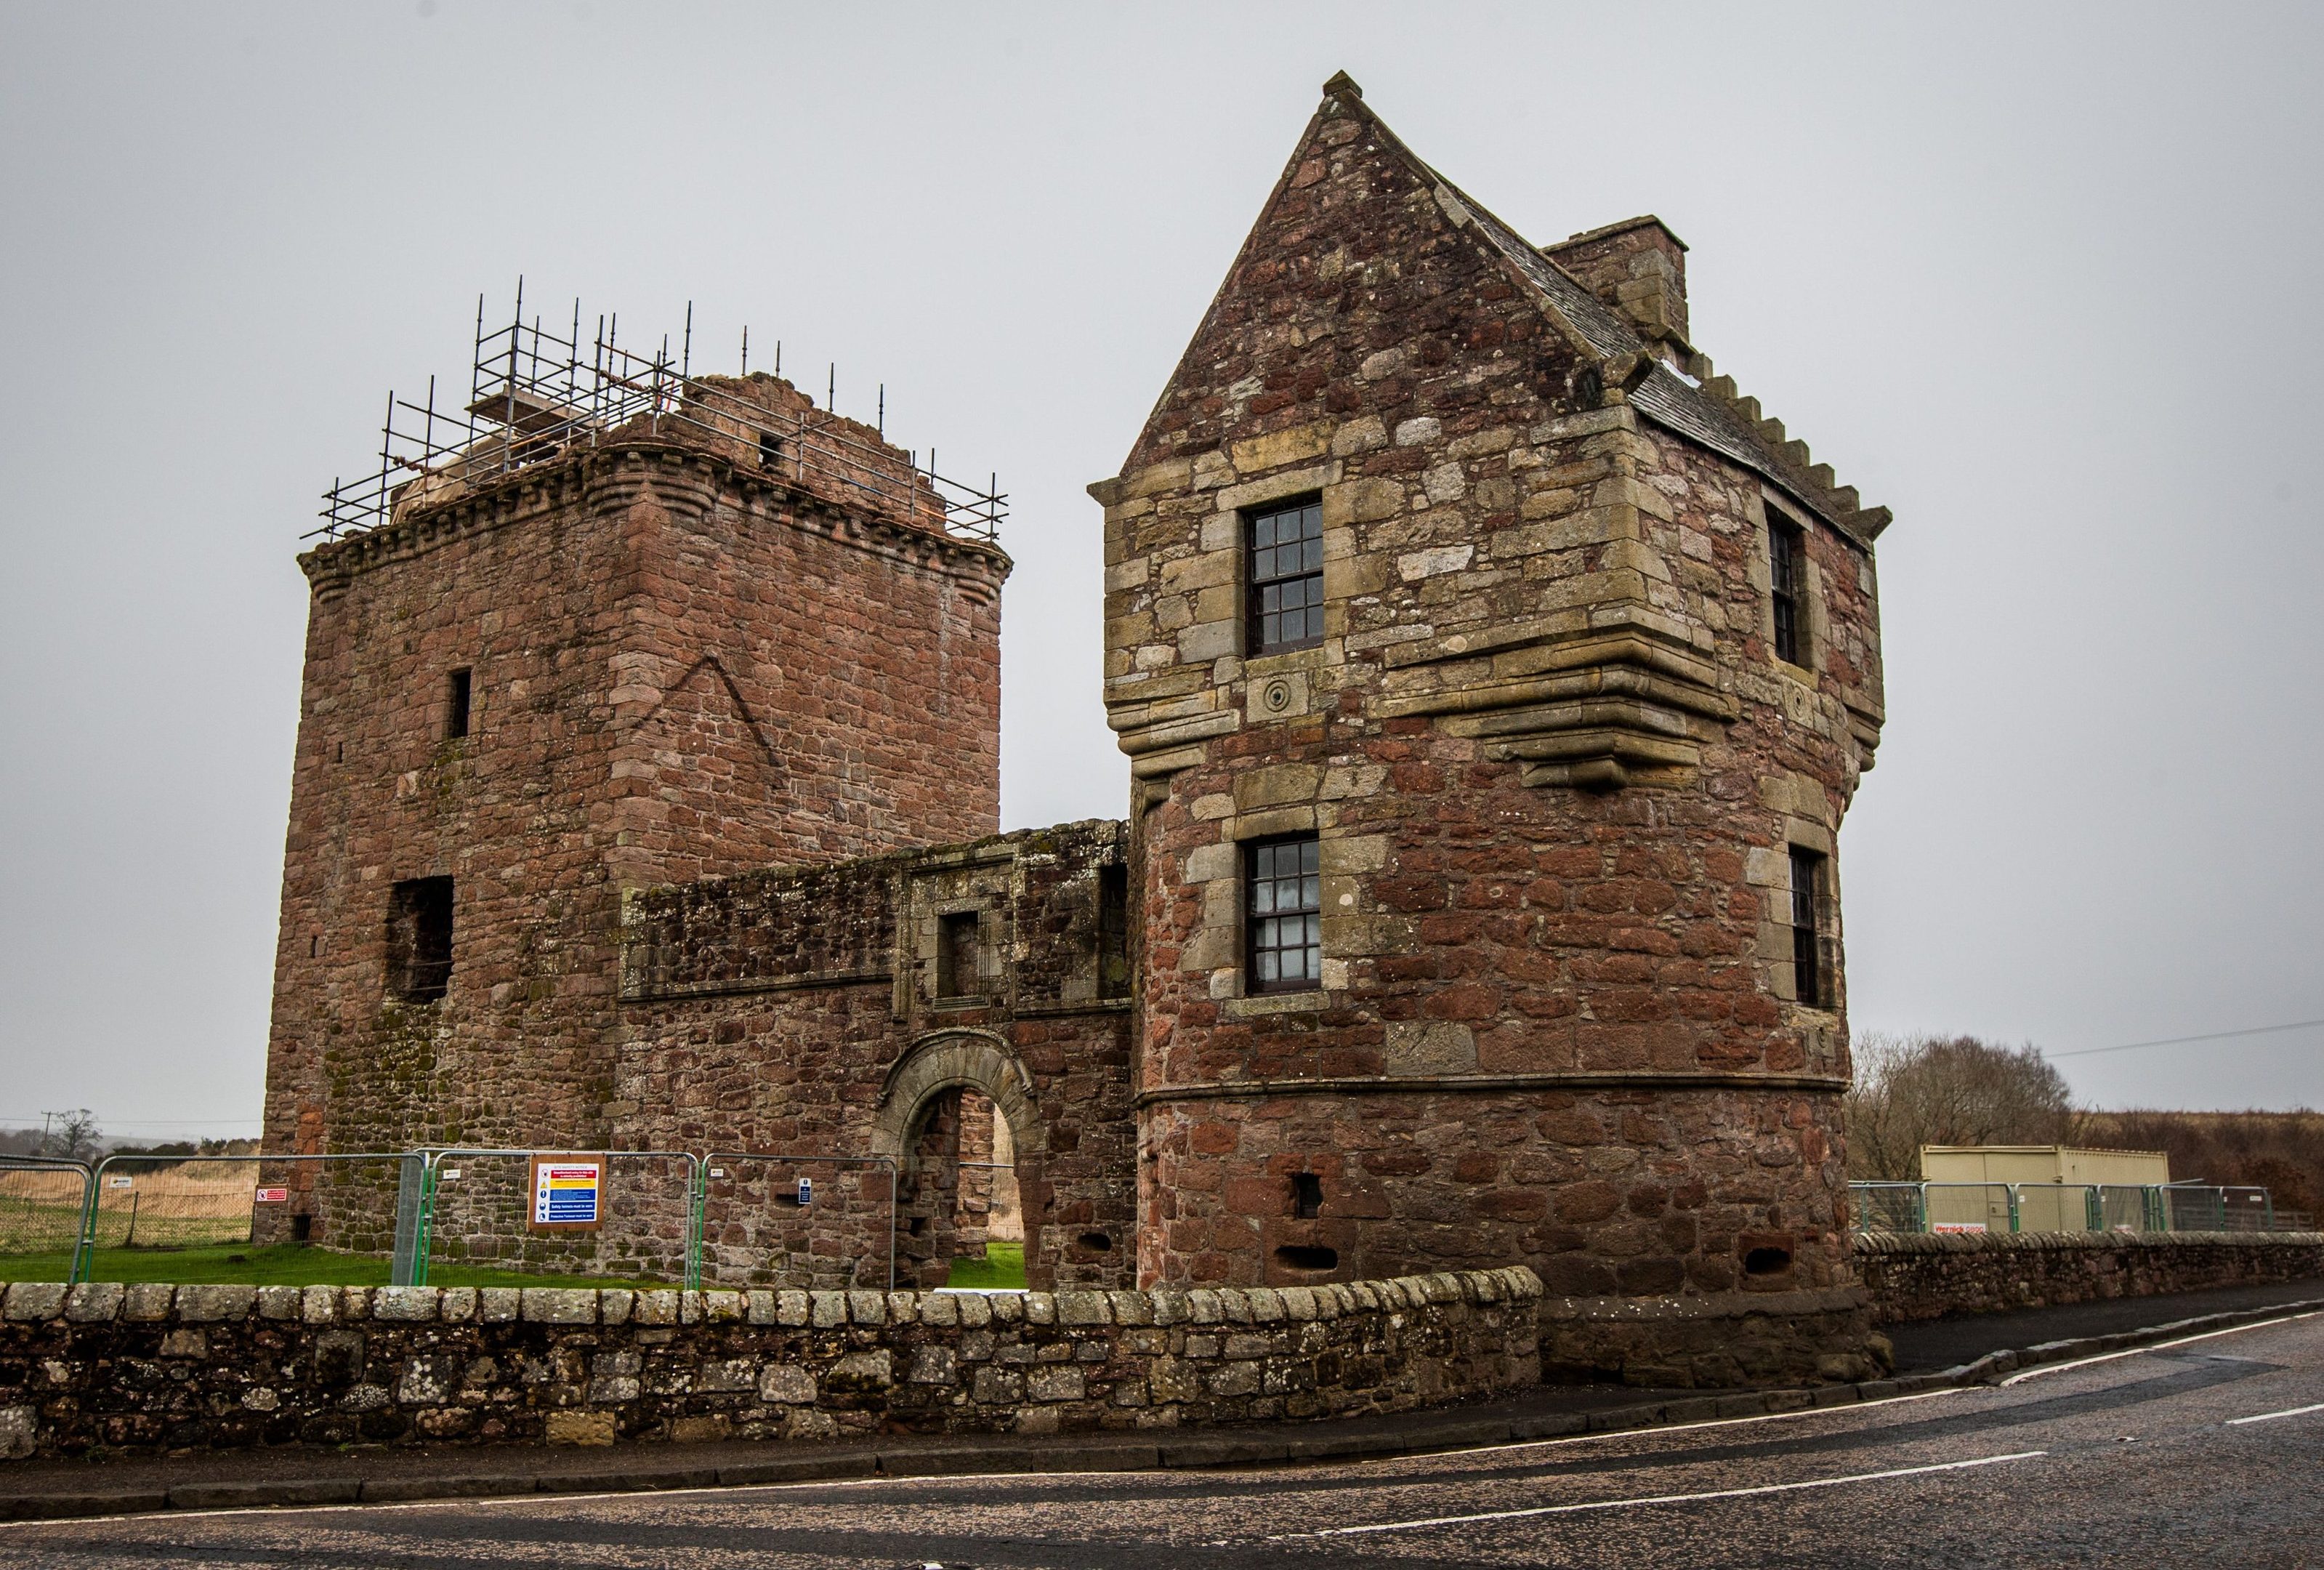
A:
[699, 1152, 898, 1292]
[14, 1142, 966, 1290]
[2163, 1183, 2281, 1232]
[0, 1157, 96, 1263]
[408, 1149, 704, 1289]
[68, 1152, 412, 1284]
[1849, 1180, 2290, 1236]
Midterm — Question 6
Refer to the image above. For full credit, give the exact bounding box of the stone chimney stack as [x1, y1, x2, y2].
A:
[1541, 215, 1690, 351]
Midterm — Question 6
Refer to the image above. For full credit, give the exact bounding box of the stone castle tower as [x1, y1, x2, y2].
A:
[262, 366, 1009, 1175]
[1092, 75, 1889, 1382]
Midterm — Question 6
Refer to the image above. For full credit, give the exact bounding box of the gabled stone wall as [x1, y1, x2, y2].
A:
[1091, 75, 1885, 1386]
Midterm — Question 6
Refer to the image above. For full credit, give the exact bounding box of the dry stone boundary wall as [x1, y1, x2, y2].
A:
[1855, 1231, 2324, 1325]
[0, 1268, 1539, 1462]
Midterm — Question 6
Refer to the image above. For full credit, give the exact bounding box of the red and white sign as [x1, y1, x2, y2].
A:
[254, 1186, 290, 1204]
[1932, 1221, 1988, 1234]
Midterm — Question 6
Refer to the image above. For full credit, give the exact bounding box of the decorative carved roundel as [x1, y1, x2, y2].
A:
[1260, 678, 1296, 714]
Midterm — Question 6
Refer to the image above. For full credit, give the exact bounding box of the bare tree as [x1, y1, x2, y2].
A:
[1844, 1035, 2075, 1180]
[41, 1108, 102, 1162]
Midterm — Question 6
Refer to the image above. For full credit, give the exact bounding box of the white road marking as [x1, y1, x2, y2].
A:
[1999, 1311, 2322, 1386]
[0, 1473, 900, 1529]
[0, 1390, 1974, 1532]
[2227, 1402, 2324, 1426]
[1264, 1449, 2049, 1539]
[1452, 1387, 1965, 1460]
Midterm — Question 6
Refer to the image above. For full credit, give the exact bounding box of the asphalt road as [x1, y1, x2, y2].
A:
[9, 1311, 2320, 1569]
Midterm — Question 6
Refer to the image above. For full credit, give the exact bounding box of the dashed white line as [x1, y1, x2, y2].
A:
[1999, 1311, 2323, 1386]
[2227, 1401, 2324, 1426]
[1262, 1449, 2049, 1539]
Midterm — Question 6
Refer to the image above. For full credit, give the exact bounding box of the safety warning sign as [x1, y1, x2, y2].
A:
[529, 1155, 604, 1231]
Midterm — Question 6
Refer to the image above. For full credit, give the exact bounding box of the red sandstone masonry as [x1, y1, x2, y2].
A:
[1094, 79, 1884, 1386]
[262, 393, 1005, 1257]
[616, 822, 1135, 1292]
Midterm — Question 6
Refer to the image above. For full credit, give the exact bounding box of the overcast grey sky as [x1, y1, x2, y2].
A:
[3, 2, 2320, 1140]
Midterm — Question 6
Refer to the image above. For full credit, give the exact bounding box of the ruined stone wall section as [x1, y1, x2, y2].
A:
[614, 823, 1137, 1293]
[262, 440, 1007, 1248]
[0, 1270, 1541, 1460]
[266, 463, 642, 1175]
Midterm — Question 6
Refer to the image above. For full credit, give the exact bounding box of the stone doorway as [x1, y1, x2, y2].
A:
[876, 1030, 1038, 1289]
[955, 1088, 1023, 1281]
[896, 1087, 1024, 1288]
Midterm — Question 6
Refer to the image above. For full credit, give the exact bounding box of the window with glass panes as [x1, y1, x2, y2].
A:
[1246, 835, 1321, 992]
[1247, 498, 1324, 653]
[1788, 847, 1825, 1008]
[1769, 515, 1805, 667]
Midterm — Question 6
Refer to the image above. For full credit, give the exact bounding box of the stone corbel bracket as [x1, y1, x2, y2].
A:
[1377, 614, 1734, 792]
[1106, 699, 1242, 781]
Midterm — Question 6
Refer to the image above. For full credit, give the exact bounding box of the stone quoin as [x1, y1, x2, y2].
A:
[260, 74, 1892, 1388]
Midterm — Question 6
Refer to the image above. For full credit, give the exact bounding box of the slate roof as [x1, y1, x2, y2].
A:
[1405, 142, 1884, 548]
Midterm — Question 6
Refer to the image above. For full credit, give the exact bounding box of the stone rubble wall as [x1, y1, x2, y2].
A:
[0, 1268, 1541, 1463]
[1855, 1231, 2324, 1325]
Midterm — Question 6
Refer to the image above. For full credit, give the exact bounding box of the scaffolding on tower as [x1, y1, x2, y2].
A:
[314, 286, 1005, 544]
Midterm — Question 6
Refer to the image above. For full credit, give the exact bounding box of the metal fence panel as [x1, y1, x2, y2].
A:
[1922, 1182, 2016, 1233]
[68, 1152, 413, 1283]
[699, 1153, 897, 1291]
[1849, 1183, 1924, 1234]
[1852, 1179, 2291, 1236]
[413, 1150, 701, 1288]
[78, 1156, 262, 1252]
[0, 1158, 95, 1273]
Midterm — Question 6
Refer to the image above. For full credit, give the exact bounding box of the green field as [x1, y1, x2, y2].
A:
[0, 1243, 657, 1289]
[0, 1239, 1029, 1292]
[945, 1240, 1026, 1289]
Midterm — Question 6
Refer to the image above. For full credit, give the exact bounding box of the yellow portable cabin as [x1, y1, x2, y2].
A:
[1917, 1146, 2171, 1233]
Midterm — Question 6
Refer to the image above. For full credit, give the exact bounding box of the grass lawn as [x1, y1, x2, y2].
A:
[945, 1240, 1026, 1289]
[0, 1242, 660, 1289]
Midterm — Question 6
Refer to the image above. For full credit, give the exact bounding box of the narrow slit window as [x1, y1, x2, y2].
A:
[386, 876, 454, 1004]
[1769, 517, 1805, 667]
[758, 430, 783, 470]
[1292, 1172, 1323, 1219]
[1788, 847, 1825, 1009]
[937, 911, 981, 999]
[1247, 497, 1324, 655]
[1247, 835, 1321, 994]
[1097, 864, 1131, 999]
[446, 668, 472, 740]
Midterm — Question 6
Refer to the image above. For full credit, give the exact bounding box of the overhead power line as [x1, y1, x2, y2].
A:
[0, 1115, 260, 1130]
[2046, 1017, 2324, 1060]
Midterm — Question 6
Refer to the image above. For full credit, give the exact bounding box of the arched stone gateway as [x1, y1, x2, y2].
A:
[873, 1029, 1037, 1160]
[875, 1029, 1041, 1289]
